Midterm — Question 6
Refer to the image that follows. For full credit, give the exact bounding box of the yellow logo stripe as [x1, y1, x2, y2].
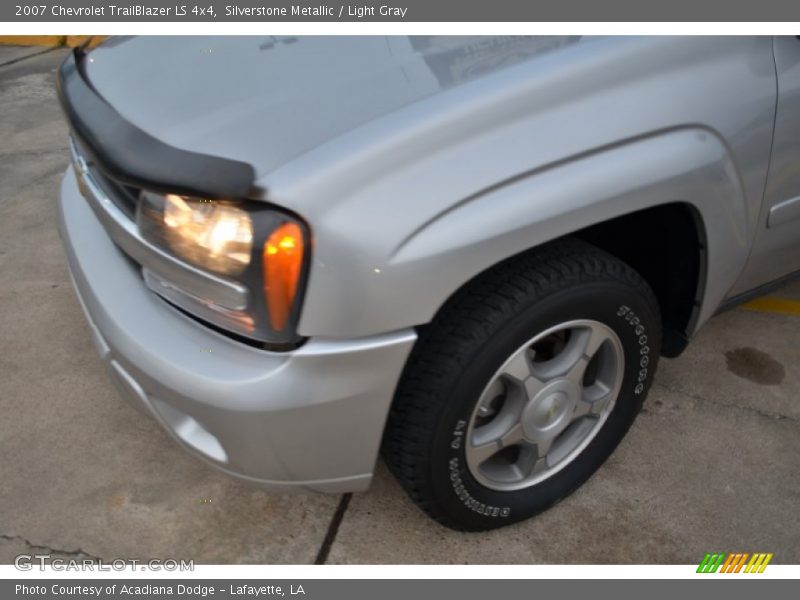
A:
[758, 554, 774, 573]
[744, 554, 759, 573]
[743, 553, 773, 573]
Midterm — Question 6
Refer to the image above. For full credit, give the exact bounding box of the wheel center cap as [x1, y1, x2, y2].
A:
[521, 379, 579, 441]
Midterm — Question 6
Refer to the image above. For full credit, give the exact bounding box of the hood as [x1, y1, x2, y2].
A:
[84, 36, 582, 179]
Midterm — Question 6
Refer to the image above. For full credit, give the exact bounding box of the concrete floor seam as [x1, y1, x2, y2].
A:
[314, 493, 353, 565]
[0, 147, 69, 159]
[653, 381, 796, 423]
[0, 46, 61, 68]
[0, 533, 102, 562]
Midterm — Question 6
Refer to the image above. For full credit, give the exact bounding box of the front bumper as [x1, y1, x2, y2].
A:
[58, 168, 416, 492]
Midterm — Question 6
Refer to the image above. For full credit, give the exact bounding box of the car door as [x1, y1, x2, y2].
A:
[731, 36, 800, 295]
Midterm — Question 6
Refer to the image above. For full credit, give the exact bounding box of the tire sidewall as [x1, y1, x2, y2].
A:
[429, 280, 661, 529]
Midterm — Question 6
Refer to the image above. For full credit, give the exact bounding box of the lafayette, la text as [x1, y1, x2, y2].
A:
[226, 4, 408, 17]
[17, 584, 307, 597]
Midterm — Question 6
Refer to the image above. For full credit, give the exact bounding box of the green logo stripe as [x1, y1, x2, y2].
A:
[697, 554, 711, 573]
[697, 553, 727, 573]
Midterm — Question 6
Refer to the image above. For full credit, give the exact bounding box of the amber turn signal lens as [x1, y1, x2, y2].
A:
[263, 222, 304, 332]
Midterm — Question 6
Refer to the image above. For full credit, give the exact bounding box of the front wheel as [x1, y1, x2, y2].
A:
[383, 239, 662, 531]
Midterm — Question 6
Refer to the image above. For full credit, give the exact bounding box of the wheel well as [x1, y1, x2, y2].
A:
[417, 202, 706, 358]
[572, 202, 706, 357]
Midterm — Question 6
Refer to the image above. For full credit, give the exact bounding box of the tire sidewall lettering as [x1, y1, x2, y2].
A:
[617, 305, 652, 395]
[449, 419, 512, 516]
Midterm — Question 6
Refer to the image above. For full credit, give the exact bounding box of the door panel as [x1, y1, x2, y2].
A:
[732, 36, 800, 294]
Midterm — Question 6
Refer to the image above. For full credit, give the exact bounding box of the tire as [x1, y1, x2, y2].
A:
[382, 238, 662, 531]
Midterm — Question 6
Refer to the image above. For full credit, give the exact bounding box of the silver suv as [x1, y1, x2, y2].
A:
[57, 36, 800, 530]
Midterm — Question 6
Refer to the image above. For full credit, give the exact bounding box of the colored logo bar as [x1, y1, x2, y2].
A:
[697, 552, 773, 573]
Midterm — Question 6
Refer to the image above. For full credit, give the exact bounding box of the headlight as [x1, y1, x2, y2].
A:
[137, 191, 308, 346]
[140, 193, 254, 276]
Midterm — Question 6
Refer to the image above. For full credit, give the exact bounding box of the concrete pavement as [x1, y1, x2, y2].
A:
[1, 47, 798, 565]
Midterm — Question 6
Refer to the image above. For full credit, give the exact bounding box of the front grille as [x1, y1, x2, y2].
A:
[71, 135, 140, 220]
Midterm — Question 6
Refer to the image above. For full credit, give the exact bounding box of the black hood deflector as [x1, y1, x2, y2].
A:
[56, 49, 255, 199]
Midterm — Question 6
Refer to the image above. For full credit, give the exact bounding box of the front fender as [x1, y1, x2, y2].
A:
[298, 129, 754, 338]
[278, 37, 774, 340]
